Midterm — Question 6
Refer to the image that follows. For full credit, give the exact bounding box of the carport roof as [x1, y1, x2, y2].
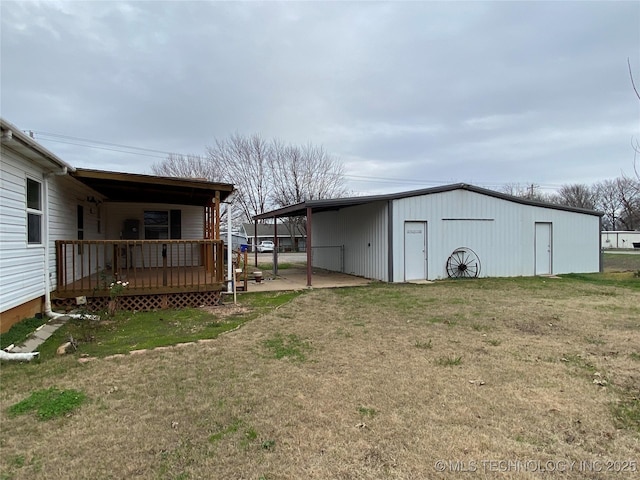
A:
[254, 183, 603, 219]
[71, 168, 235, 206]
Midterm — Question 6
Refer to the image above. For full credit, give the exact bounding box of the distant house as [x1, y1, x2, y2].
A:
[255, 184, 603, 285]
[241, 222, 306, 252]
[0, 118, 234, 333]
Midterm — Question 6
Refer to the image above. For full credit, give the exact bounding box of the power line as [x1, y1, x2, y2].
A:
[30, 130, 564, 191]
[31, 131, 181, 156]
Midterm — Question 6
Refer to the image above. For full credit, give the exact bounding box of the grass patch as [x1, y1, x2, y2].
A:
[208, 419, 242, 443]
[8, 387, 86, 420]
[485, 339, 501, 346]
[0, 316, 48, 349]
[261, 439, 276, 450]
[38, 308, 248, 359]
[36, 292, 305, 359]
[612, 398, 640, 432]
[561, 272, 640, 290]
[629, 352, 640, 361]
[436, 355, 462, 366]
[263, 333, 311, 362]
[603, 252, 640, 272]
[414, 339, 432, 349]
[239, 290, 303, 309]
[357, 406, 378, 417]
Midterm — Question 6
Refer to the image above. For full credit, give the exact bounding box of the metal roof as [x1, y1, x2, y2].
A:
[254, 183, 604, 219]
[71, 168, 235, 206]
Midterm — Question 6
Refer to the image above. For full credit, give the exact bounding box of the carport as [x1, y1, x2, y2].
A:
[253, 195, 383, 287]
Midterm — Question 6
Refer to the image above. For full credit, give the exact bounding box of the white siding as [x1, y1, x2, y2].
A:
[391, 189, 600, 281]
[312, 201, 389, 281]
[48, 174, 107, 287]
[0, 150, 46, 312]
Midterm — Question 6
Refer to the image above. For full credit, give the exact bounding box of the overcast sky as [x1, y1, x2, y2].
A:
[1, 1, 639, 195]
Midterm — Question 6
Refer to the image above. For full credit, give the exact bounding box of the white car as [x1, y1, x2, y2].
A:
[257, 241, 275, 253]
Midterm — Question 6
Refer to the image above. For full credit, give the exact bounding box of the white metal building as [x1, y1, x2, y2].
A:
[254, 184, 602, 285]
[601, 231, 640, 249]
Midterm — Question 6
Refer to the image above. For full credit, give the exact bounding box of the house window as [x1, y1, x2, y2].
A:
[26, 178, 42, 244]
[144, 210, 181, 239]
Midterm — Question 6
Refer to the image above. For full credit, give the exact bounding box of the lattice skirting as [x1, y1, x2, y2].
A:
[52, 291, 222, 313]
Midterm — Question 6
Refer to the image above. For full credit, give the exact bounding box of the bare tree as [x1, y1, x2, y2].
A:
[500, 182, 549, 202]
[151, 153, 222, 181]
[150, 153, 243, 225]
[594, 180, 621, 230]
[616, 175, 640, 230]
[152, 134, 348, 237]
[269, 141, 348, 245]
[555, 183, 597, 210]
[270, 142, 347, 207]
[206, 133, 273, 224]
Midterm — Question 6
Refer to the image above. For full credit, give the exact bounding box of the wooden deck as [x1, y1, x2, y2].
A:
[55, 265, 225, 298]
[54, 239, 227, 311]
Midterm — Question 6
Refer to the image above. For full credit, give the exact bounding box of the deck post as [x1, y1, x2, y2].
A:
[214, 191, 221, 240]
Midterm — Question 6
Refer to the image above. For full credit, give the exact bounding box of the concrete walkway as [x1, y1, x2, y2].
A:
[237, 267, 373, 293]
[7, 316, 70, 354]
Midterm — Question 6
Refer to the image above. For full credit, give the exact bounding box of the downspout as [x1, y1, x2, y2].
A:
[43, 167, 98, 321]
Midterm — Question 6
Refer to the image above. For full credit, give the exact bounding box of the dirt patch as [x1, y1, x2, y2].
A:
[199, 304, 250, 317]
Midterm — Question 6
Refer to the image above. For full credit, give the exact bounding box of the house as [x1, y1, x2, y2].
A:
[241, 222, 306, 252]
[1, 118, 234, 333]
[254, 184, 603, 286]
[601, 230, 640, 249]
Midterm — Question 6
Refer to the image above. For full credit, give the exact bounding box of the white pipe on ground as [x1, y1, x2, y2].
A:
[0, 350, 39, 362]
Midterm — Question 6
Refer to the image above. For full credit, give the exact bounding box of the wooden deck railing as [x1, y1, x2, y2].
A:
[55, 239, 225, 297]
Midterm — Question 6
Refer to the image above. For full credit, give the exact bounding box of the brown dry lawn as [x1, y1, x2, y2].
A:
[1, 275, 639, 479]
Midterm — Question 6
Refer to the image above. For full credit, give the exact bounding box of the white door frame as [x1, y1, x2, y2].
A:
[534, 222, 552, 275]
[404, 221, 427, 281]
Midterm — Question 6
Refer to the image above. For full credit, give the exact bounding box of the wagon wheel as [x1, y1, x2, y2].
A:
[446, 247, 481, 278]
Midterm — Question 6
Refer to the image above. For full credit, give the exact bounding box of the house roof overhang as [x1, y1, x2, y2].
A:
[71, 168, 235, 206]
[253, 183, 604, 220]
[1, 118, 76, 174]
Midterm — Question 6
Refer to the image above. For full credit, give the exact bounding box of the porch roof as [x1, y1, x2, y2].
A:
[71, 168, 235, 206]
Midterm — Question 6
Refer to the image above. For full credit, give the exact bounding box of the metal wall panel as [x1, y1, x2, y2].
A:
[312, 201, 389, 281]
[392, 189, 600, 281]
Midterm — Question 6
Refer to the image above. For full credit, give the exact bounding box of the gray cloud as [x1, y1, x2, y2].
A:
[1, 1, 638, 194]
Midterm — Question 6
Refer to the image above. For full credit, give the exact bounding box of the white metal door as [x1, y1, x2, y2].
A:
[535, 222, 552, 275]
[404, 221, 427, 281]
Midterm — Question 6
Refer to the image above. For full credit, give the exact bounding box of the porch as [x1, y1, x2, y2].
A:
[53, 239, 227, 312]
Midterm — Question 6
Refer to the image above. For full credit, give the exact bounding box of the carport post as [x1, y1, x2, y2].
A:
[273, 220, 278, 276]
[306, 207, 312, 287]
[254, 219, 258, 267]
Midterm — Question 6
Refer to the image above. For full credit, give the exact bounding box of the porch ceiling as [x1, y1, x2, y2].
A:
[71, 168, 234, 206]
